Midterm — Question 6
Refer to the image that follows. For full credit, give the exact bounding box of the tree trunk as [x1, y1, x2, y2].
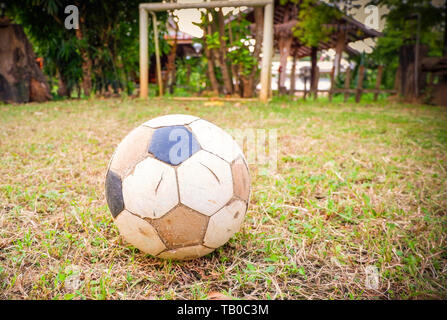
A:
[74, 4, 92, 97]
[164, 19, 179, 94]
[204, 15, 219, 95]
[243, 7, 264, 98]
[278, 35, 292, 94]
[442, 3, 447, 82]
[290, 53, 297, 95]
[444, 2, 447, 56]
[0, 20, 51, 103]
[241, 77, 251, 98]
[56, 69, 68, 97]
[399, 44, 428, 101]
[217, 10, 233, 95]
[186, 64, 191, 82]
[276, 61, 281, 93]
[227, 16, 240, 96]
[394, 66, 401, 94]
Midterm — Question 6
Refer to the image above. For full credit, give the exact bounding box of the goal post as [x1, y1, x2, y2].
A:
[139, 0, 274, 102]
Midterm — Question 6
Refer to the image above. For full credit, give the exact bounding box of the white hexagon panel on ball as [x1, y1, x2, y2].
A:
[203, 200, 247, 248]
[115, 210, 166, 256]
[177, 150, 233, 216]
[189, 119, 243, 163]
[109, 126, 154, 178]
[122, 157, 179, 219]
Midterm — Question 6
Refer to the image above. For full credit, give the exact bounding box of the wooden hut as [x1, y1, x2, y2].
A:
[246, 0, 381, 94]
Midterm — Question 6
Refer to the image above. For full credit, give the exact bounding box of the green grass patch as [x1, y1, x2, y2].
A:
[0, 97, 446, 299]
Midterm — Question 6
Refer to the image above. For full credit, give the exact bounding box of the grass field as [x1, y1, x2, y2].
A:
[0, 97, 446, 300]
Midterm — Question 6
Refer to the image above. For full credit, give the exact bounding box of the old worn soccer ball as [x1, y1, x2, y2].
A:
[105, 114, 250, 260]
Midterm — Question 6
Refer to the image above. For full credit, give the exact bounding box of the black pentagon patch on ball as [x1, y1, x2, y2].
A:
[148, 125, 200, 165]
[105, 170, 124, 218]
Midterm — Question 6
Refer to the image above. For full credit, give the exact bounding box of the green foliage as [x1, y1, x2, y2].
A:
[227, 41, 257, 77]
[7, 0, 168, 97]
[205, 32, 225, 50]
[193, 10, 261, 94]
[174, 57, 208, 93]
[226, 16, 258, 77]
[367, 0, 445, 89]
[369, 0, 444, 42]
[293, 0, 342, 47]
[7, 1, 82, 96]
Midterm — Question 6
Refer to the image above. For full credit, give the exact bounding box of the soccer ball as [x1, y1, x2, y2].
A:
[105, 114, 250, 260]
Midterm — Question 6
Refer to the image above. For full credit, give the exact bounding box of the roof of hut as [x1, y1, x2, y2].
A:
[164, 16, 194, 45]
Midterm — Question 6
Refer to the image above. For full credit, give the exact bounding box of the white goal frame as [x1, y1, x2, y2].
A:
[139, 0, 274, 102]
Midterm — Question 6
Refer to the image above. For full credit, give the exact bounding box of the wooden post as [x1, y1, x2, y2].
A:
[150, 11, 163, 96]
[290, 54, 297, 96]
[329, 66, 335, 102]
[394, 66, 401, 95]
[260, 2, 274, 102]
[374, 65, 383, 101]
[277, 65, 281, 94]
[310, 46, 318, 99]
[139, 8, 149, 99]
[278, 36, 292, 94]
[313, 67, 320, 100]
[303, 78, 307, 100]
[344, 67, 351, 102]
[334, 29, 346, 77]
[428, 72, 435, 86]
[355, 65, 365, 103]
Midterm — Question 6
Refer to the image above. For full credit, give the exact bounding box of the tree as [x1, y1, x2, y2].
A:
[199, 9, 263, 98]
[291, 0, 343, 97]
[368, 0, 445, 97]
[369, 0, 444, 53]
[216, 9, 233, 95]
[0, 18, 52, 103]
[292, 0, 342, 48]
[201, 10, 220, 94]
[7, 0, 168, 98]
[227, 10, 263, 98]
[7, 1, 82, 97]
